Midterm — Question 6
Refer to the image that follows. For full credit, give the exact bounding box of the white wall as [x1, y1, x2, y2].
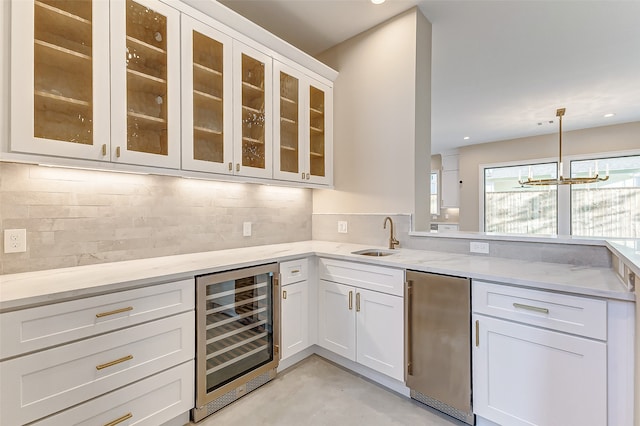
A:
[312, 7, 431, 229]
[458, 121, 640, 231]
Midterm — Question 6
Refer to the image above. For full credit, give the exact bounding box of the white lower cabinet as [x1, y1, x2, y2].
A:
[32, 360, 194, 426]
[280, 258, 311, 360]
[0, 279, 195, 426]
[473, 314, 607, 426]
[472, 280, 612, 426]
[318, 279, 404, 381]
[281, 280, 309, 359]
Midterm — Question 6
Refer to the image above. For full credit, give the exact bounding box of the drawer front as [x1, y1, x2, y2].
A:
[32, 361, 194, 426]
[280, 258, 309, 286]
[1, 279, 195, 359]
[0, 311, 195, 426]
[319, 258, 404, 296]
[473, 280, 607, 340]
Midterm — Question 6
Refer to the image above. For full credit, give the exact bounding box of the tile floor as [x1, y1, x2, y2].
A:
[192, 355, 464, 426]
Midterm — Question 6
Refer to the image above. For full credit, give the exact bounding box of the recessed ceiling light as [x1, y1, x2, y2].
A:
[463, 136, 470, 140]
[603, 113, 615, 118]
[371, 0, 385, 4]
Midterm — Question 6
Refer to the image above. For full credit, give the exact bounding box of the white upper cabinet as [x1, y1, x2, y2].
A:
[110, 0, 181, 169]
[180, 14, 234, 174]
[273, 60, 333, 185]
[11, 0, 111, 161]
[233, 40, 273, 179]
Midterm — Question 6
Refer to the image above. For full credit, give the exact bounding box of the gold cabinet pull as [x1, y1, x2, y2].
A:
[116, 146, 121, 158]
[306, 173, 310, 180]
[95, 306, 133, 318]
[301, 172, 305, 180]
[282, 290, 287, 300]
[475, 320, 480, 347]
[101, 144, 107, 156]
[291, 269, 300, 274]
[96, 354, 133, 370]
[513, 303, 549, 314]
[355, 292, 361, 312]
[274, 344, 279, 355]
[104, 413, 132, 426]
[348, 291, 353, 310]
[236, 163, 240, 172]
[228, 162, 233, 171]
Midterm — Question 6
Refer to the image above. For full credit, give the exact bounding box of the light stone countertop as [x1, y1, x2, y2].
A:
[0, 240, 634, 312]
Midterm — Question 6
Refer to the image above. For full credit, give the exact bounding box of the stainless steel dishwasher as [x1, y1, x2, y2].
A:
[405, 271, 473, 425]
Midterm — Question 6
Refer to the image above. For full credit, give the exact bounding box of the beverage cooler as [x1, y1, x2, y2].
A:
[192, 263, 280, 422]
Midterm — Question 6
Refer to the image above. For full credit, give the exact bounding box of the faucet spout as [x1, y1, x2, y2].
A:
[383, 216, 400, 250]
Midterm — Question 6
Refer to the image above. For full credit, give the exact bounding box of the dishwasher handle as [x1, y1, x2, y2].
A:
[405, 280, 413, 377]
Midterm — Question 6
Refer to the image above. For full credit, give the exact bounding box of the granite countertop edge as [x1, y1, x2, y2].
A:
[0, 240, 635, 312]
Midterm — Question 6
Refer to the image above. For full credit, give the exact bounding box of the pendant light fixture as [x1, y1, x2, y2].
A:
[518, 108, 609, 186]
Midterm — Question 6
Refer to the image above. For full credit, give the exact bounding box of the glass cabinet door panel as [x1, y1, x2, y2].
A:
[241, 54, 266, 169]
[309, 85, 326, 177]
[125, 0, 168, 155]
[233, 41, 272, 178]
[12, 0, 109, 160]
[279, 72, 300, 174]
[110, 0, 179, 168]
[181, 15, 233, 174]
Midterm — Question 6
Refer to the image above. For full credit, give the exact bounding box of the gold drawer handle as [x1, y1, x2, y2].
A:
[96, 306, 133, 318]
[348, 291, 353, 310]
[96, 355, 133, 370]
[290, 269, 300, 274]
[356, 292, 361, 312]
[513, 303, 549, 314]
[104, 413, 132, 426]
[282, 290, 287, 300]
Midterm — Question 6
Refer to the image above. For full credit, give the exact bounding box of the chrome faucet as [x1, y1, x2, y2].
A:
[383, 216, 399, 249]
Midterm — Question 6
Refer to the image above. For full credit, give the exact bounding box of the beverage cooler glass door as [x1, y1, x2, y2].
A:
[195, 263, 279, 406]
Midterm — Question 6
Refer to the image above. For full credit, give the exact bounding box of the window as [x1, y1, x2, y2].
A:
[484, 163, 557, 235]
[571, 155, 640, 238]
[430, 172, 438, 215]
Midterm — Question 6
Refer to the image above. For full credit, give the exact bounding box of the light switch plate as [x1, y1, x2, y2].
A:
[243, 222, 252, 237]
[4, 229, 27, 253]
[337, 221, 348, 234]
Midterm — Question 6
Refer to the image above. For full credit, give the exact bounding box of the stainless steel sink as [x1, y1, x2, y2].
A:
[351, 249, 395, 257]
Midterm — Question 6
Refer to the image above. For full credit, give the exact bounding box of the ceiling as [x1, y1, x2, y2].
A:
[218, 0, 640, 154]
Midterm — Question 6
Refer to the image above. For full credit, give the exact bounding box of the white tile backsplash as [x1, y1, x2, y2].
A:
[0, 163, 312, 274]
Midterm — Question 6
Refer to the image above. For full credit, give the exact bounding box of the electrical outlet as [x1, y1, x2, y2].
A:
[337, 221, 348, 234]
[4, 229, 27, 253]
[470, 241, 489, 254]
[243, 222, 252, 237]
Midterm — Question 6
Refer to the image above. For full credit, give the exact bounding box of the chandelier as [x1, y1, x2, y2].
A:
[518, 108, 609, 186]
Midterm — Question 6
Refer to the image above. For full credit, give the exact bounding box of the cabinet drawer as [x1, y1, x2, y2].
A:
[473, 281, 607, 340]
[32, 361, 194, 426]
[0, 311, 194, 426]
[1, 279, 194, 359]
[319, 258, 404, 296]
[280, 258, 309, 286]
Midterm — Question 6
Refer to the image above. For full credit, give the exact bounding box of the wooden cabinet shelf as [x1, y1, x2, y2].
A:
[194, 126, 222, 136]
[35, 90, 90, 108]
[242, 136, 265, 145]
[126, 35, 166, 55]
[193, 89, 222, 103]
[280, 145, 296, 152]
[242, 104, 264, 115]
[310, 106, 323, 115]
[127, 68, 166, 85]
[35, 39, 91, 62]
[127, 110, 167, 124]
[310, 126, 323, 133]
[193, 62, 222, 77]
[281, 96, 296, 105]
[35, 1, 91, 25]
[242, 81, 264, 93]
[280, 116, 296, 125]
[310, 151, 323, 158]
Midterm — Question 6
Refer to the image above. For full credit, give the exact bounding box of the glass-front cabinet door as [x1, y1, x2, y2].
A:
[273, 60, 333, 185]
[273, 62, 305, 182]
[233, 41, 273, 179]
[181, 15, 233, 175]
[307, 80, 333, 185]
[11, 0, 110, 160]
[110, 0, 180, 169]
